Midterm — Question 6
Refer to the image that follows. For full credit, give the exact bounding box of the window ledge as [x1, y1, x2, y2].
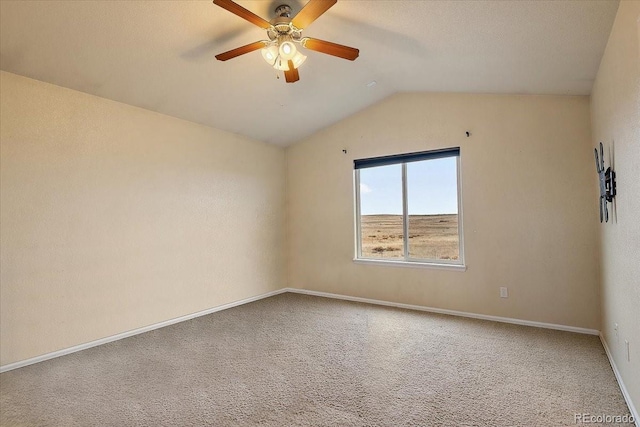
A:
[353, 258, 467, 271]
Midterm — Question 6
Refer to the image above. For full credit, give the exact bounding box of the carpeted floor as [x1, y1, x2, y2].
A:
[0, 293, 632, 426]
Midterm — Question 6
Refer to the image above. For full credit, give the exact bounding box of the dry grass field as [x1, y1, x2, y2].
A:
[361, 214, 459, 261]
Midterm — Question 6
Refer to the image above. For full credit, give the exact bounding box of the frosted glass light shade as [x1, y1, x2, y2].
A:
[261, 46, 279, 66]
[273, 51, 307, 71]
[278, 41, 297, 60]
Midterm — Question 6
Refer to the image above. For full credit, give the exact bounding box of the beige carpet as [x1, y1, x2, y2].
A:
[0, 293, 631, 426]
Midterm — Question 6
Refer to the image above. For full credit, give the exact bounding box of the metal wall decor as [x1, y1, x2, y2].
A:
[594, 142, 616, 223]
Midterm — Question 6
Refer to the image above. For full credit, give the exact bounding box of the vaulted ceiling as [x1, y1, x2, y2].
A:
[0, 1, 619, 146]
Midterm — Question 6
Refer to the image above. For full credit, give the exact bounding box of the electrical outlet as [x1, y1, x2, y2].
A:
[500, 287, 508, 298]
[614, 323, 619, 342]
[625, 340, 630, 362]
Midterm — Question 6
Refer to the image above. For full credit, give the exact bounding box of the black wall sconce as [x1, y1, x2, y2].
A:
[595, 142, 616, 223]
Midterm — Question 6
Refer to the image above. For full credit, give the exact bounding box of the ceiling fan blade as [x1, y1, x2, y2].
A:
[284, 60, 300, 83]
[292, 0, 337, 29]
[213, 0, 272, 29]
[215, 41, 267, 61]
[301, 37, 359, 60]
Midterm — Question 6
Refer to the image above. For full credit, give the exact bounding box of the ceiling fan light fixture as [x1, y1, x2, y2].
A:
[291, 51, 307, 68]
[278, 41, 297, 60]
[273, 51, 307, 71]
[261, 45, 279, 65]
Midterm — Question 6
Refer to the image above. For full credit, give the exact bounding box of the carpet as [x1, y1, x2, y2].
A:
[0, 293, 632, 426]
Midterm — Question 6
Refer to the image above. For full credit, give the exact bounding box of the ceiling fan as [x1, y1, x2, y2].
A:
[213, 0, 359, 83]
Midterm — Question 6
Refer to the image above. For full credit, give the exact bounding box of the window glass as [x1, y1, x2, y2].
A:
[407, 157, 459, 261]
[359, 164, 403, 259]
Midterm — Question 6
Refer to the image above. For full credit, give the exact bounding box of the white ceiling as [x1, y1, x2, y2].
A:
[0, 0, 619, 146]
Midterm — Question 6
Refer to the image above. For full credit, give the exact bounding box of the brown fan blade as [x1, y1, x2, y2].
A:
[301, 37, 359, 60]
[291, 0, 337, 29]
[215, 41, 267, 61]
[213, 0, 272, 29]
[284, 60, 300, 83]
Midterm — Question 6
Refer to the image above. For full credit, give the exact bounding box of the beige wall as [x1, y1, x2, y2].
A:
[287, 93, 599, 330]
[591, 0, 640, 411]
[0, 71, 285, 366]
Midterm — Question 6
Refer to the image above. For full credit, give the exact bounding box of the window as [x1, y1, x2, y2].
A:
[354, 148, 464, 267]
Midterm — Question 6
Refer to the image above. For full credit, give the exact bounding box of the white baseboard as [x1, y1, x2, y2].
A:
[283, 288, 600, 336]
[0, 288, 288, 374]
[3, 286, 635, 423]
[600, 333, 639, 426]
[0, 286, 603, 374]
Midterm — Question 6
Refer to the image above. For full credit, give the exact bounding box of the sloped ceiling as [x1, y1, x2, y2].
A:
[0, 0, 619, 146]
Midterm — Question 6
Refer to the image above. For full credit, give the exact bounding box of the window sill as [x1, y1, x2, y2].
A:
[353, 258, 467, 271]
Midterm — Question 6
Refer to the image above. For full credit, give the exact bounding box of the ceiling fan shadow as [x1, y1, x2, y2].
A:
[181, 27, 249, 62]
[266, 0, 303, 18]
[330, 14, 426, 58]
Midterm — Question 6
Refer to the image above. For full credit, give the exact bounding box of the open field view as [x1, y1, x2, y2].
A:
[361, 214, 459, 260]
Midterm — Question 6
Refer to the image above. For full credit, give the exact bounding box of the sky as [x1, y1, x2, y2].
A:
[359, 157, 458, 215]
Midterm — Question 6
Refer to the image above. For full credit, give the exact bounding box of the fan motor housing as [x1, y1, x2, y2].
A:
[268, 5, 302, 42]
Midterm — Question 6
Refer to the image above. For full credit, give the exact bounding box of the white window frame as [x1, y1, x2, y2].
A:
[353, 150, 465, 271]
